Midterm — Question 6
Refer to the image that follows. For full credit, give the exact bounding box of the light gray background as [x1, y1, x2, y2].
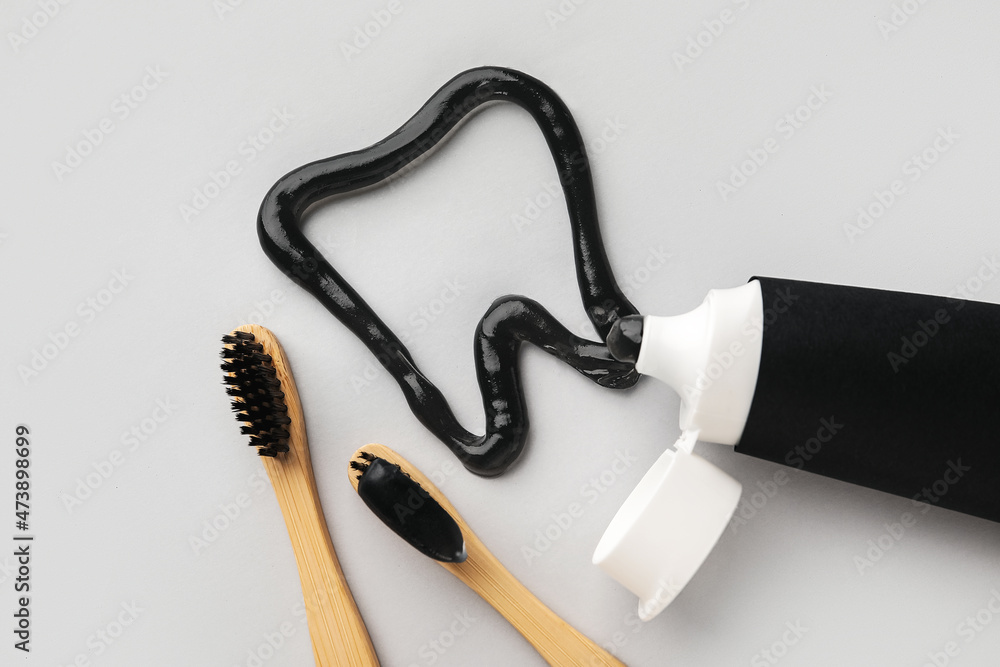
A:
[4, 1, 1000, 666]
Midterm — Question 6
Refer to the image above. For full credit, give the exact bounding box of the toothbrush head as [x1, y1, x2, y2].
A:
[221, 330, 292, 457]
[350, 451, 467, 563]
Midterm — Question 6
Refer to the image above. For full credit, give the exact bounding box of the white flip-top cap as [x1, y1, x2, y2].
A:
[593, 431, 742, 621]
[634, 281, 764, 445]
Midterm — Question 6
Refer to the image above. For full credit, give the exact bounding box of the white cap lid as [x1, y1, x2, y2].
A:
[592, 431, 742, 621]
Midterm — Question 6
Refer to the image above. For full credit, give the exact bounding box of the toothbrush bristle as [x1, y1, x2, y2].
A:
[221, 331, 290, 457]
[351, 452, 380, 479]
[350, 452, 374, 479]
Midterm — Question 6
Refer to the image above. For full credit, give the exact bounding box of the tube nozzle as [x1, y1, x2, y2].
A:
[607, 315, 644, 364]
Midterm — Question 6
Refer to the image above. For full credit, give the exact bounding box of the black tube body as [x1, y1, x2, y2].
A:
[736, 277, 1000, 523]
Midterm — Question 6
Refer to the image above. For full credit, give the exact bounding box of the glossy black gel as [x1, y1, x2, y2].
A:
[356, 457, 466, 563]
[258, 66, 639, 476]
[606, 315, 644, 365]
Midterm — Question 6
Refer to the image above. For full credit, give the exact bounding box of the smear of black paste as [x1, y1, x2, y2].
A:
[259, 66, 640, 476]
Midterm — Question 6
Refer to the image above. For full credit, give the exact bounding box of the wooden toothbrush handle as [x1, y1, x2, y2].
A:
[246, 324, 379, 667]
[350, 443, 622, 667]
[443, 534, 625, 667]
[265, 455, 380, 666]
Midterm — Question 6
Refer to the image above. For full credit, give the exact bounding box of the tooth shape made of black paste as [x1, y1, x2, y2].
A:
[357, 457, 466, 564]
[258, 66, 640, 477]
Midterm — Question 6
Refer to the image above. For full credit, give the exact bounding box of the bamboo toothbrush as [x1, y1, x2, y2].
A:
[349, 443, 626, 667]
[222, 325, 379, 667]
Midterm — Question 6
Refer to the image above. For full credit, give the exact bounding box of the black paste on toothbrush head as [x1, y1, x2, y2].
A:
[356, 457, 467, 563]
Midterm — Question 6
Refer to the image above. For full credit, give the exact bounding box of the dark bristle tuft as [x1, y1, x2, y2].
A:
[221, 331, 291, 457]
[351, 454, 376, 480]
